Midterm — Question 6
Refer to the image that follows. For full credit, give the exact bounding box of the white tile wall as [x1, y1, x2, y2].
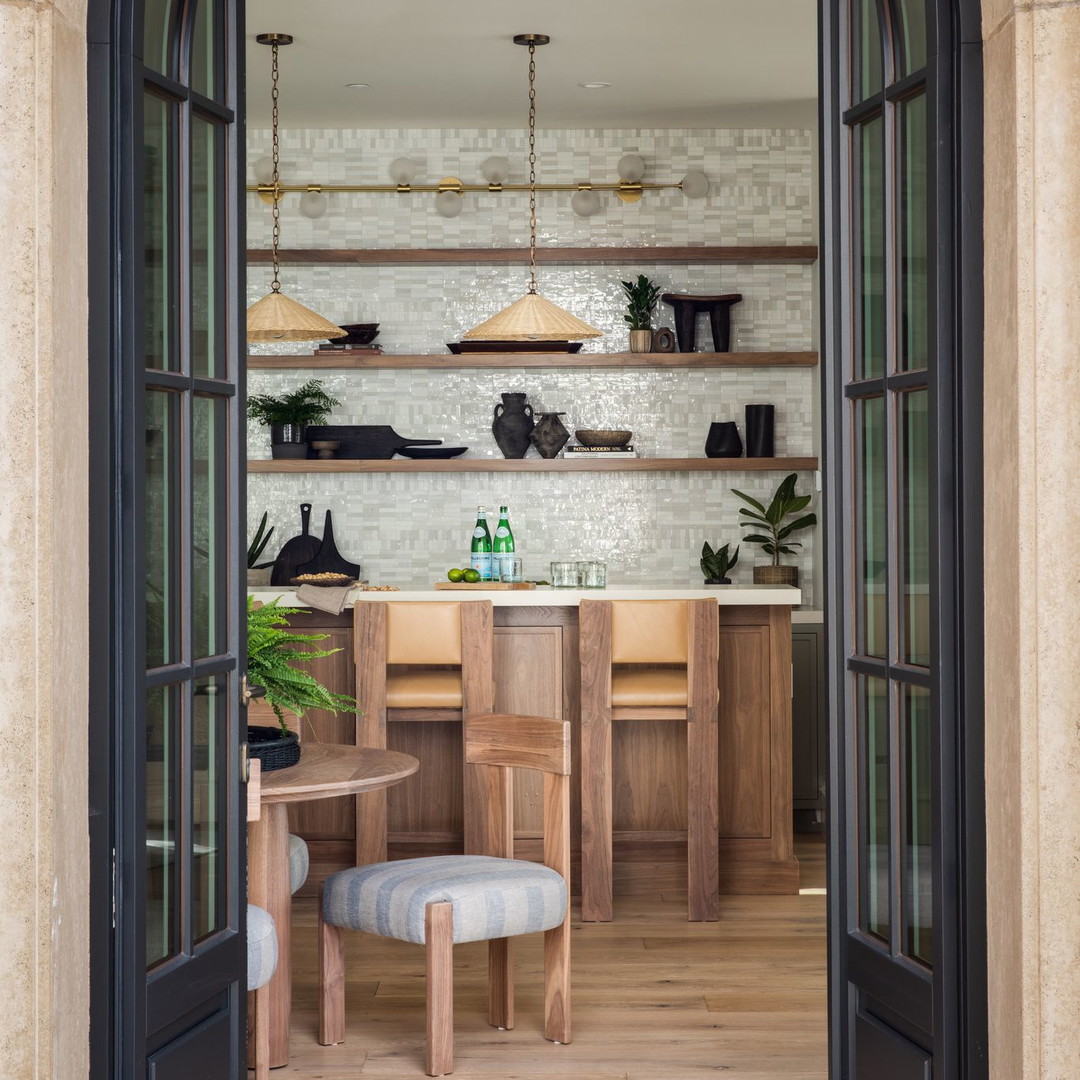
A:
[247, 127, 820, 603]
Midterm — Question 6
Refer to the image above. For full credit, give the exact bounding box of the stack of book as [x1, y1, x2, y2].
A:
[315, 342, 384, 354]
[564, 443, 637, 459]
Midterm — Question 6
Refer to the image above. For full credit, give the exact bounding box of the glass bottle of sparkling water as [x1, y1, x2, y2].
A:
[493, 505, 515, 581]
[470, 505, 492, 580]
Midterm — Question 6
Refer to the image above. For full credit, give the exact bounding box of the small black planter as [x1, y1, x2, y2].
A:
[703, 577, 733, 586]
[744, 404, 775, 457]
[270, 422, 308, 459]
[247, 724, 301, 772]
[705, 421, 743, 458]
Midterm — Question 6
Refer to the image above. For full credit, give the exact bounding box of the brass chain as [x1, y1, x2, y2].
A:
[527, 43, 537, 294]
[270, 41, 282, 293]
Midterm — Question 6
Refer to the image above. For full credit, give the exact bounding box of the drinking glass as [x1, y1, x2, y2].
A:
[550, 562, 580, 588]
[580, 561, 607, 588]
[499, 556, 524, 583]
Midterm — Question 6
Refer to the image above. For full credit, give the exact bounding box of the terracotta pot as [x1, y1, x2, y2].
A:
[753, 565, 799, 587]
[629, 329, 653, 353]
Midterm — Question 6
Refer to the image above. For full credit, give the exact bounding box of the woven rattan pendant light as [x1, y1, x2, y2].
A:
[247, 34, 345, 343]
[463, 34, 602, 342]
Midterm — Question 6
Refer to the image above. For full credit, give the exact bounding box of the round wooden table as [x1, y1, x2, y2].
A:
[249, 743, 419, 1069]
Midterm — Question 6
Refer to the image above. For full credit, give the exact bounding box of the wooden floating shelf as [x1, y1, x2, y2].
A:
[248, 350, 819, 371]
[248, 456, 818, 474]
[246, 245, 819, 267]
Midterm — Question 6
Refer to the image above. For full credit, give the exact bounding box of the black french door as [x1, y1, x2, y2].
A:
[89, 0, 247, 1074]
[821, 0, 985, 1076]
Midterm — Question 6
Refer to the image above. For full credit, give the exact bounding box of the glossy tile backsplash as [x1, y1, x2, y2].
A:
[247, 127, 819, 604]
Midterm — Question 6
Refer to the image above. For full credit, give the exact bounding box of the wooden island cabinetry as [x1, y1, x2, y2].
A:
[253, 590, 799, 898]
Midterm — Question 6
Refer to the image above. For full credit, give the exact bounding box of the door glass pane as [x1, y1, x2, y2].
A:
[144, 93, 176, 371]
[858, 674, 891, 942]
[192, 117, 224, 379]
[194, 395, 227, 658]
[853, 0, 883, 102]
[146, 390, 180, 668]
[856, 396, 887, 658]
[903, 684, 933, 965]
[857, 116, 886, 379]
[901, 391, 930, 666]
[896, 0, 927, 76]
[190, 0, 218, 100]
[142, 0, 174, 75]
[146, 684, 179, 967]
[900, 94, 928, 371]
[193, 674, 227, 941]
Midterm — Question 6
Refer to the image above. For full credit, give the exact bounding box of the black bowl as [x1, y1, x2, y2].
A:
[397, 446, 469, 459]
[334, 322, 380, 345]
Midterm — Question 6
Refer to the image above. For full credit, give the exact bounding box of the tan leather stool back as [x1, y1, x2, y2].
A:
[610, 600, 689, 664]
[386, 602, 463, 665]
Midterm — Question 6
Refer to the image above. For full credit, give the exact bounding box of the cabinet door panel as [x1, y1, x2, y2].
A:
[612, 721, 687, 831]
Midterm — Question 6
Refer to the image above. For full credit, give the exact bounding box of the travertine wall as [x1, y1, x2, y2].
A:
[982, 0, 1080, 1076]
[0, 0, 89, 1077]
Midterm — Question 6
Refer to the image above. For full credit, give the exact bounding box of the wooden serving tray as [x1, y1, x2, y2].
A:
[433, 581, 537, 590]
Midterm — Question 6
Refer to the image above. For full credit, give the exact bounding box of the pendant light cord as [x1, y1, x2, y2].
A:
[270, 41, 282, 293]
[527, 43, 538, 294]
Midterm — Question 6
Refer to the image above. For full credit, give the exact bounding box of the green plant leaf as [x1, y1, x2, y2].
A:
[742, 533, 774, 545]
[776, 513, 817, 540]
[731, 489, 767, 514]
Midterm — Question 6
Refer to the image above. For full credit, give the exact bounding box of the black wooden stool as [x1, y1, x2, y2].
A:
[660, 293, 743, 352]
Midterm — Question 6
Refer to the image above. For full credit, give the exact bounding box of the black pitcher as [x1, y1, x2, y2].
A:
[744, 404, 775, 457]
[492, 393, 534, 458]
[705, 421, 743, 458]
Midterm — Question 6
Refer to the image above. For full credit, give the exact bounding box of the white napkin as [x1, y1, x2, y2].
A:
[295, 584, 352, 615]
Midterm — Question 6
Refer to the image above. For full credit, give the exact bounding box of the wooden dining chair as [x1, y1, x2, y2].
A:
[317, 713, 572, 1076]
[353, 600, 494, 865]
[579, 598, 720, 922]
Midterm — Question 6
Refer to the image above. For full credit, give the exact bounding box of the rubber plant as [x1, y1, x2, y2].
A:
[246, 596, 356, 736]
[731, 473, 817, 566]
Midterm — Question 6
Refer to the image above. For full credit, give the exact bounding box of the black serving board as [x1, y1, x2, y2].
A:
[446, 340, 584, 354]
[270, 503, 323, 586]
[397, 446, 468, 459]
[305, 425, 442, 460]
[294, 510, 361, 580]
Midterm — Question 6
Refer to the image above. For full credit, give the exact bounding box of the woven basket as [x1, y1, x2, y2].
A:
[247, 290, 346, 343]
[463, 292, 603, 341]
[247, 724, 301, 772]
[753, 565, 799, 587]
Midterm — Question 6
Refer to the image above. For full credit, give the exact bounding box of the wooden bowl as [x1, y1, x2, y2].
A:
[575, 429, 632, 447]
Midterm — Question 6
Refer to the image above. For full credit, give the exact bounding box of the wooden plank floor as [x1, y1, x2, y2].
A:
[280, 838, 827, 1079]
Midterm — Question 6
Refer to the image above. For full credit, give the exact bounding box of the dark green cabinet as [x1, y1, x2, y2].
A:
[792, 623, 826, 829]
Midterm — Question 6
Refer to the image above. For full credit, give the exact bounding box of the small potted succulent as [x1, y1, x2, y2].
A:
[246, 511, 276, 586]
[700, 541, 739, 585]
[620, 274, 662, 353]
[732, 473, 817, 587]
[245, 597, 357, 770]
[247, 378, 341, 459]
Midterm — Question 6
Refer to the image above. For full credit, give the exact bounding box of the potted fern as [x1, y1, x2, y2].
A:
[732, 473, 817, 587]
[700, 541, 739, 585]
[620, 274, 662, 353]
[246, 597, 357, 770]
[247, 378, 341, 459]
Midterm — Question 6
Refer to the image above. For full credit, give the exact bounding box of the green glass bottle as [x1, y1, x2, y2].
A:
[469, 505, 492, 580]
[492, 505, 515, 581]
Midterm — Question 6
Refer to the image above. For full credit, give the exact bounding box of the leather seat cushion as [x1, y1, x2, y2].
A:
[611, 667, 688, 707]
[385, 669, 463, 708]
[323, 855, 567, 945]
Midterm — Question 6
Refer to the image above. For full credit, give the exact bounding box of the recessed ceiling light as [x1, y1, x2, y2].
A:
[345, 82, 371, 90]
[579, 81, 612, 89]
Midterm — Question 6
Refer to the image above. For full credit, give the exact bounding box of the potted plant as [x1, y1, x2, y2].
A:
[246, 597, 357, 770]
[246, 378, 341, 459]
[700, 541, 739, 585]
[620, 274, 662, 353]
[246, 511, 276, 586]
[732, 473, 817, 587]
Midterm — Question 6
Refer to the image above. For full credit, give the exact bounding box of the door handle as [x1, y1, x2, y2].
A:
[240, 741, 251, 784]
[241, 675, 266, 706]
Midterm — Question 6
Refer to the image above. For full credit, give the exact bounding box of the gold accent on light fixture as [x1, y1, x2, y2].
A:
[247, 33, 345, 343]
[463, 34, 601, 342]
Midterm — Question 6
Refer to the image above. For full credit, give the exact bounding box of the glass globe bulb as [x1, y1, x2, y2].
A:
[435, 190, 464, 218]
[480, 156, 511, 184]
[617, 154, 646, 182]
[571, 188, 601, 217]
[681, 170, 710, 199]
[253, 155, 275, 184]
[299, 190, 328, 219]
[389, 157, 418, 185]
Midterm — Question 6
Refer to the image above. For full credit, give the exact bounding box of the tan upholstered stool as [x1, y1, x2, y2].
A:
[579, 599, 720, 922]
[354, 601, 494, 866]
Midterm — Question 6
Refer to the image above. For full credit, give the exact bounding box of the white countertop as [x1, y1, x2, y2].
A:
[248, 584, 802, 608]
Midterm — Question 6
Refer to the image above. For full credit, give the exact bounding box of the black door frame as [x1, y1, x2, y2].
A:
[820, 0, 986, 1075]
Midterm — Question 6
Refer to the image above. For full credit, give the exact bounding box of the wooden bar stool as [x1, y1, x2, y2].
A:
[579, 599, 720, 922]
[354, 600, 497, 866]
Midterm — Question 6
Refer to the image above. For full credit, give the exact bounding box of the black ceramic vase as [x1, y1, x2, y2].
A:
[705, 421, 743, 458]
[492, 393, 535, 458]
[744, 404, 775, 457]
[531, 412, 571, 458]
[270, 422, 309, 459]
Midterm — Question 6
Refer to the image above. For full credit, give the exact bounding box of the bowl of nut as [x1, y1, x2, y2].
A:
[290, 573, 360, 588]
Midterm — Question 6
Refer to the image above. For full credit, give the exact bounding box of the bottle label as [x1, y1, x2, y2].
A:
[470, 552, 493, 580]
[495, 526, 510, 538]
[473, 526, 487, 539]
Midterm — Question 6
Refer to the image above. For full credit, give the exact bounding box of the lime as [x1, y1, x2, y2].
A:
[447, 568, 464, 582]
[463, 568, 481, 583]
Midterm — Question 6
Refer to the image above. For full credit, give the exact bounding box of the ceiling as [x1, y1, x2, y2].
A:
[244, 0, 818, 130]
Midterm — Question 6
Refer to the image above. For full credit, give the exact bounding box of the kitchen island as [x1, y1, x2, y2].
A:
[248, 585, 802, 897]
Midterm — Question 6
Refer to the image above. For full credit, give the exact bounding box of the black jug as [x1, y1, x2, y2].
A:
[705, 421, 743, 458]
[492, 393, 535, 458]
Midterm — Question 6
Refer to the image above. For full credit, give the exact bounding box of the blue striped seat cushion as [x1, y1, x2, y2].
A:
[288, 833, 310, 894]
[323, 855, 568, 945]
[247, 904, 278, 991]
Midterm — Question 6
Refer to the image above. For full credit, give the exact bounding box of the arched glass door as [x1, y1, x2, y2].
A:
[822, 0, 986, 1074]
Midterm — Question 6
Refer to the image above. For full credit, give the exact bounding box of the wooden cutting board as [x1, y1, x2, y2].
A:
[433, 581, 537, 590]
